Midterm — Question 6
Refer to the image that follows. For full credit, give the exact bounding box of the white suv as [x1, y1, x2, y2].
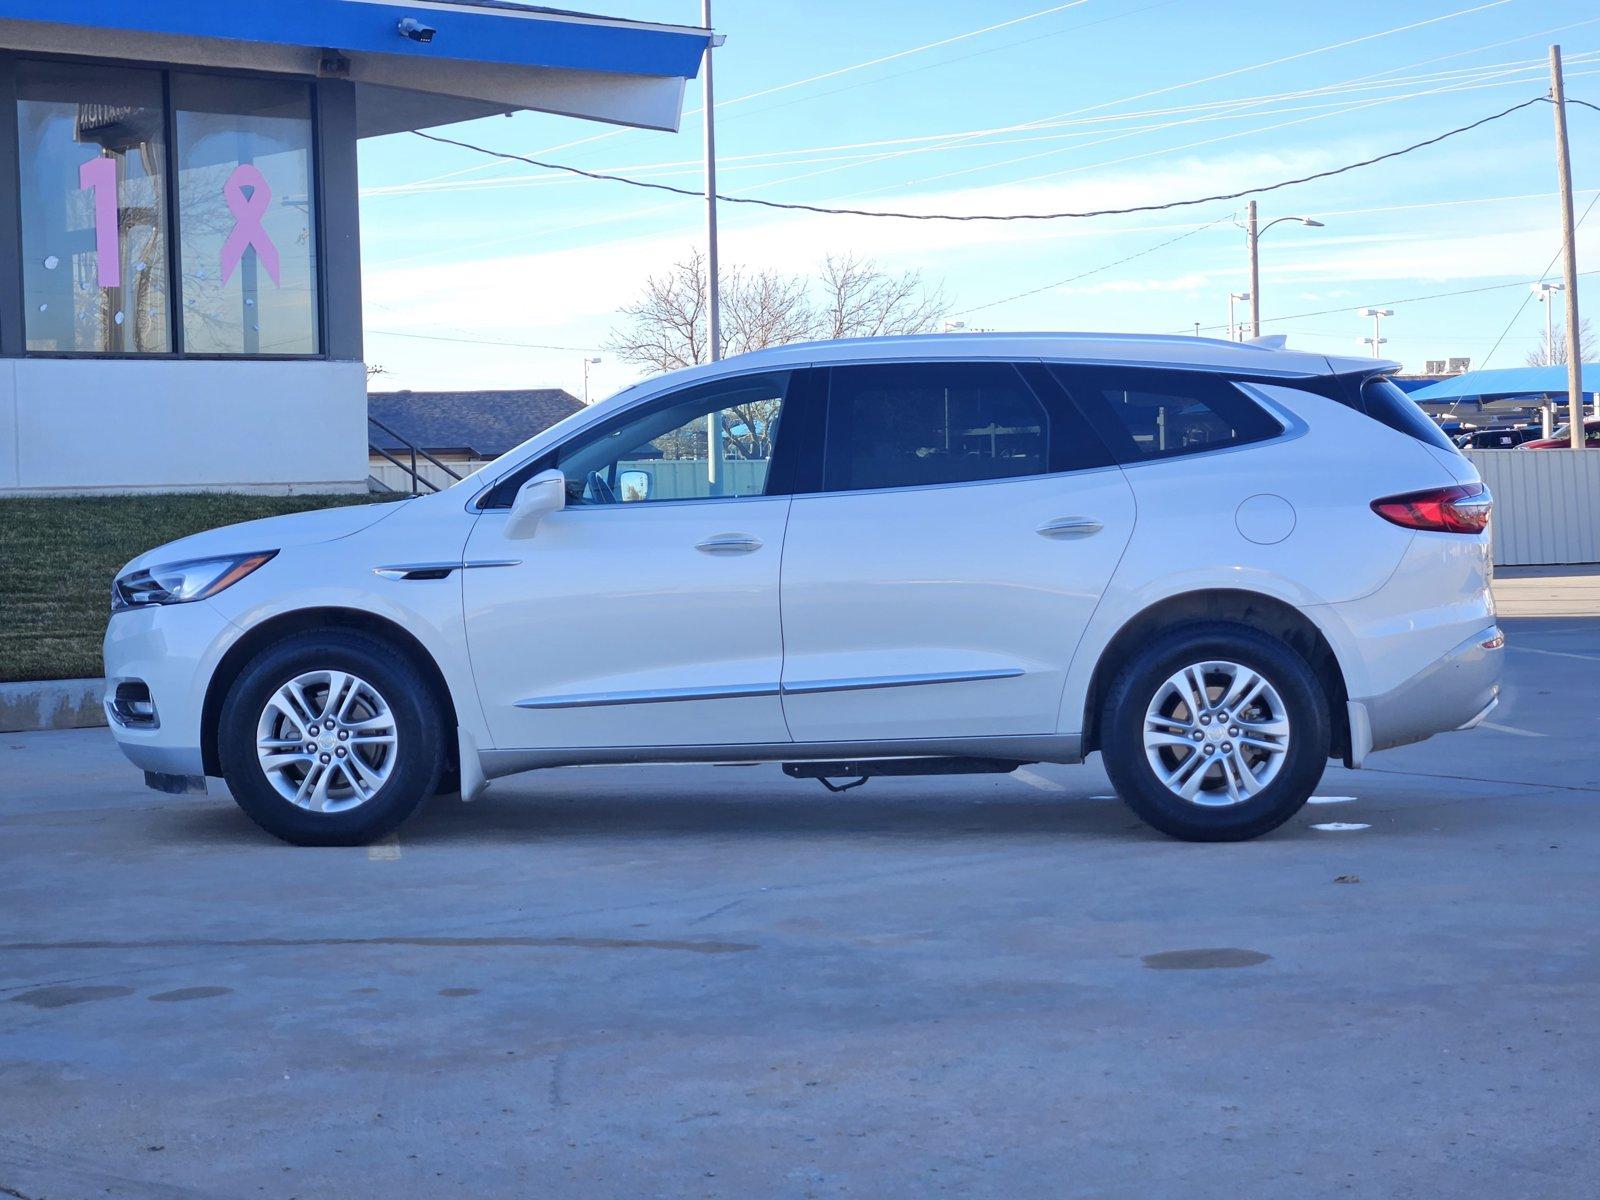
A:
[105, 334, 1502, 845]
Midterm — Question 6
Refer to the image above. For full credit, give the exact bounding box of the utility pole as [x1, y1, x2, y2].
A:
[1247, 201, 1260, 339]
[1243, 205, 1323, 339]
[1550, 44, 1586, 449]
[1361, 308, 1393, 357]
[702, 0, 721, 366]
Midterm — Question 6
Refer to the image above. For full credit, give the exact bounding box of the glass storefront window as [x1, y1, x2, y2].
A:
[16, 61, 171, 353]
[173, 74, 319, 355]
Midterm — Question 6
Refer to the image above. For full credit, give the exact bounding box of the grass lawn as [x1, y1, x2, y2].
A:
[0, 493, 388, 684]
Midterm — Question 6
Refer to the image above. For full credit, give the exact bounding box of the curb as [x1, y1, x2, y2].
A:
[0, 678, 108, 733]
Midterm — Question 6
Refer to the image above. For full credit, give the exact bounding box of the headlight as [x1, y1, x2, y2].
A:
[112, 551, 276, 612]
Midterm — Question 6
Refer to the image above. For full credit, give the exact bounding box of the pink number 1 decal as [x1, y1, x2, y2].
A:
[79, 156, 120, 288]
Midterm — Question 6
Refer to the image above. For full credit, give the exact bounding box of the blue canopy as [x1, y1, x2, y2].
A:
[1409, 363, 1600, 402]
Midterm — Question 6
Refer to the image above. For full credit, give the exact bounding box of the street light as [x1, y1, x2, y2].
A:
[1360, 308, 1394, 358]
[1228, 292, 1251, 342]
[1244, 200, 1324, 338]
[1532, 282, 1566, 362]
[581, 355, 601, 404]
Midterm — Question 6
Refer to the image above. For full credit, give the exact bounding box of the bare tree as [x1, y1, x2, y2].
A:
[610, 250, 713, 371]
[1526, 318, 1593, 367]
[813, 253, 949, 340]
[608, 249, 948, 373]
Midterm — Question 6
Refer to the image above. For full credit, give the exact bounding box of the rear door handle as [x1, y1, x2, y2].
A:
[1036, 516, 1104, 538]
[696, 533, 763, 553]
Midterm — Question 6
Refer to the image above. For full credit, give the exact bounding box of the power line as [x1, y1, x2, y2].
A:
[371, 57, 1577, 201]
[410, 95, 1555, 223]
[789, 0, 1522, 197]
[954, 217, 1235, 317]
[1476, 190, 1600, 370]
[1185, 269, 1600, 336]
[382, 2, 1099, 194]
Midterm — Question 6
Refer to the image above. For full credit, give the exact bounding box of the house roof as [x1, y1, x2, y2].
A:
[369, 388, 583, 458]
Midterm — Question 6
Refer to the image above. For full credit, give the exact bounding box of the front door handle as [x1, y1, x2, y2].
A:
[696, 533, 763, 554]
[1036, 516, 1104, 538]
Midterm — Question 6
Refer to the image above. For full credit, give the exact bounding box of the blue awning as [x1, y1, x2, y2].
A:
[1408, 363, 1600, 402]
[0, 0, 711, 133]
[0, 0, 707, 78]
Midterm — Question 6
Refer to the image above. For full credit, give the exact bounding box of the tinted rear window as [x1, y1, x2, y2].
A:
[822, 362, 1048, 492]
[1361, 377, 1460, 454]
[1048, 365, 1282, 463]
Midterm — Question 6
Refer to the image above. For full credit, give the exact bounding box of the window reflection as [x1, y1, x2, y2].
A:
[16, 61, 170, 353]
[173, 74, 318, 355]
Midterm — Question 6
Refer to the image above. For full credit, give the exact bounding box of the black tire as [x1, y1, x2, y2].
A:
[217, 630, 445, 846]
[1099, 622, 1330, 842]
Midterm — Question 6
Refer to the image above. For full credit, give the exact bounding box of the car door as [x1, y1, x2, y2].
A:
[777, 359, 1136, 744]
[463, 368, 812, 751]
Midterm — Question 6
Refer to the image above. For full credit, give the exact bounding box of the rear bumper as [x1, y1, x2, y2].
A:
[1345, 625, 1504, 767]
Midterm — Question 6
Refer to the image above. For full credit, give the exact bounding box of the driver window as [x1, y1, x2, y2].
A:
[555, 372, 790, 504]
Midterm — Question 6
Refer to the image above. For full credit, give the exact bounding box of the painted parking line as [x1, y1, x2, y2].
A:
[1480, 721, 1548, 738]
[1308, 795, 1357, 804]
[1311, 822, 1371, 832]
[367, 834, 402, 861]
[1013, 768, 1067, 793]
[1509, 645, 1600, 663]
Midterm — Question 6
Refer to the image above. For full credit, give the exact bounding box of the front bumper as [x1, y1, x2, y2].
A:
[1345, 625, 1504, 767]
[103, 600, 241, 777]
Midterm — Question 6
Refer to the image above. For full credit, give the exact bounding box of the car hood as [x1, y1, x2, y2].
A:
[120, 499, 409, 575]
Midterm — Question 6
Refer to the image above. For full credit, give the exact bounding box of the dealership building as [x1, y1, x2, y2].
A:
[0, 0, 709, 495]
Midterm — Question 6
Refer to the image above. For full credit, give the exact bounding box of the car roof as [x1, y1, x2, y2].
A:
[643, 332, 1395, 388]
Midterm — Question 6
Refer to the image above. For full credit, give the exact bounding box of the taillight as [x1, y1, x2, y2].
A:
[1370, 484, 1492, 534]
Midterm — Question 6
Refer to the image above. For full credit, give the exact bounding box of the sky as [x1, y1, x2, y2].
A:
[355, 0, 1600, 402]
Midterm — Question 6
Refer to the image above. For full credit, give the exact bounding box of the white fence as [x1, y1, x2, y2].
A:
[1464, 449, 1600, 566]
[369, 459, 489, 494]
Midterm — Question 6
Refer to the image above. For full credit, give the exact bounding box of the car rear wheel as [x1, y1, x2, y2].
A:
[217, 631, 444, 846]
[1100, 623, 1330, 841]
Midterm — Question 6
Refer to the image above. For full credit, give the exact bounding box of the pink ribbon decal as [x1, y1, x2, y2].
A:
[219, 164, 280, 286]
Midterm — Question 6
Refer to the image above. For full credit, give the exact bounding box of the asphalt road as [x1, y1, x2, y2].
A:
[2, 616, 1597, 1199]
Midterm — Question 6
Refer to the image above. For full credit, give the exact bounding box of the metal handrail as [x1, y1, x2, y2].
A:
[367, 415, 465, 496]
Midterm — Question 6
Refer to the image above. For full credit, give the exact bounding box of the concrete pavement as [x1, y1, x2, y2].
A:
[2, 616, 1598, 1199]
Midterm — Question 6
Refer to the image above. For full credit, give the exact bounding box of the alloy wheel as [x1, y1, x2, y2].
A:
[1142, 659, 1292, 807]
[254, 670, 399, 813]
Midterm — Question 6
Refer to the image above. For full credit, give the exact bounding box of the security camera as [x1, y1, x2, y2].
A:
[397, 17, 437, 43]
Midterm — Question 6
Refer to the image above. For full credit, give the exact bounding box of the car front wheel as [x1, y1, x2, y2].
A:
[1100, 623, 1330, 841]
[217, 631, 445, 846]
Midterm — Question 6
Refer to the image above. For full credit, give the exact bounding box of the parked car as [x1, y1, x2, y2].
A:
[104, 334, 1502, 845]
[1463, 426, 1544, 450]
[1519, 417, 1600, 449]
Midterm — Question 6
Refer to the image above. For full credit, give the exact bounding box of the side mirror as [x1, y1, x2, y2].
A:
[507, 468, 566, 538]
[617, 468, 652, 502]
